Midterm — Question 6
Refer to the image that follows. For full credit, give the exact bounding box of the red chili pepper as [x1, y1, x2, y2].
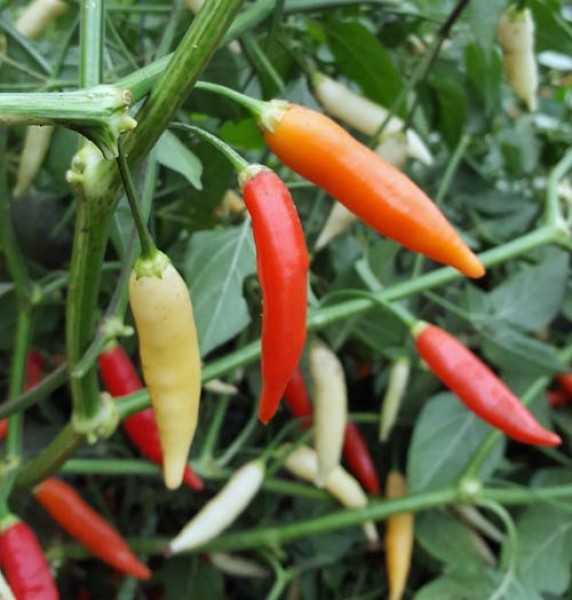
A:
[257, 102, 484, 278]
[556, 374, 572, 397]
[240, 166, 309, 424]
[283, 367, 380, 495]
[0, 350, 45, 442]
[0, 515, 59, 599]
[98, 344, 204, 490]
[547, 389, 571, 408]
[34, 478, 151, 580]
[413, 322, 561, 446]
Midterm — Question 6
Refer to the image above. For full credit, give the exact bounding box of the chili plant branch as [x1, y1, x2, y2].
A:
[79, 0, 104, 88]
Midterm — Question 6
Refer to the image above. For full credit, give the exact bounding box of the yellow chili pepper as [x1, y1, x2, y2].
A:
[128, 250, 201, 490]
[385, 471, 414, 600]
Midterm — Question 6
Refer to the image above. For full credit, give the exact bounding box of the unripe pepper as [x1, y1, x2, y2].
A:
[379, 357, 410, 442]
[0, 515, 59, 599]
[309, 340, 347, 486]
[169, 459, 265, 554]
[385, 471, 414, 600]
[129, 250, 201, 489]
[259, 102, 483, 278]
[284, 367, 380, 495]
[239, 166, 309, 424]
[34, 478, 151, 580]
[498, 5, 538, 111]
[311, 72, 433, 165]
[412, 322, 561, 446]
[282, 444, 379, 547]
[98, 344, 203, 490]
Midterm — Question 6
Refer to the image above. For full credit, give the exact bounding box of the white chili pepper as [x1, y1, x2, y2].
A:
[169, 459, 265, 554]
[209, 552, 269, 578]
[311, 72, 433, 166]
[379, 357, 410, 442]
[13, 125, 54, 198]
[15, 0, 67, 39]
[498, 6, 538, 111]
[283, 444, 379, 546]
[309, 340, 347, 486]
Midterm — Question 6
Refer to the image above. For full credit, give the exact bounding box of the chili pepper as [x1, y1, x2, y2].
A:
[14, 0, 67, 39]
[556, 374, 572, 397]
[13, 126, 54, 198]
[129, 250, 202, 489]
[547, 389, 570, 408]
[282, 444, 379, 547]
[379, 357, 410, 442]
[0, 350, 45, 442]
[168, 459, 265, 554]
[309, 340, 347, 486]
[34, 478, 151, 580]
[0, 515, 59, 599]
[284, 367, 380, 495]
[412, 321, 561, 446]
[261, 102, 483, 278]
[283, 367, 313, 427]
[385, 471, 414, 600]
[311, 72, 433, 165]
[240, 166, 309, 424]
[0, 570, 15, 600]
[208, 552, 269, 578]
[98, 344, 203, 490]
[498, 5, 538, 111]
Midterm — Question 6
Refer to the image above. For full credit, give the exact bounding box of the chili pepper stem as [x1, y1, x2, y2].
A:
[116, 143, 157, 260]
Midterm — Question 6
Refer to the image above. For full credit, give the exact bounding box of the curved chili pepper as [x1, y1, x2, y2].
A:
[129, 250, 202, 489]
[385, 471, 414, 600]
[98, 344, 203, 490]
[0, 515, 59, 599]
[284, 366, 380, 495]
[413, 322, 561, 446]
[240, 166, 309, 424]
[34, 478, 151, 580]
[258, 102, 484, 278]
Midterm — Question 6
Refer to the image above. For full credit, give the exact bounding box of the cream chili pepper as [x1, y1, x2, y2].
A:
[129, 250, 201, 490]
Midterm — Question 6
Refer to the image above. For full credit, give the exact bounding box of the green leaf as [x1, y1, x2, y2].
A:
[157, 130, 203, 190]
[324, 20, 403, 109]
[164, 555, 224, 599]
[430, 71, 467, 146]
[414, 567, 542, 600]
[416, 510, 492, 570]
[407, 393, 505, 494]
[479, 323, 566, 375]
[468, 0, 506, 51]
[515, 504, 572, 595]
[184, 222, 256, 357]
[486, 248, 568, 331]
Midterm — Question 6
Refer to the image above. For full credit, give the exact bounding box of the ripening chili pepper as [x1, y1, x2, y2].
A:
[385, 471, 413, 600]
[556, 373, 572, 397]
[169, 459, 265, 554]
[129, 250, 202, 490]
[34, 478, 151, 580]
[413, 322, 561, 446]
[257, 101, 483, 278]
[0, 515, 59, 600]
[311, 72, 433, 165]
[240, 166, 309, 424]
[284, 367, 380, 495]
[379, 357, 410, 442]
[0, 350, 45, 442]
[98, 344, 203, 490]
[498, 5, 538, 111]
[309, 340, 347, 486]
[282, 444, 379, 547]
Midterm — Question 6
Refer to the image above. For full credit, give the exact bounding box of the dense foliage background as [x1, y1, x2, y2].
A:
[1, 0, 572, 598]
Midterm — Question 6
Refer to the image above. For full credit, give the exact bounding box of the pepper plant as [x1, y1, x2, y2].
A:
[1, 0, 572, 597]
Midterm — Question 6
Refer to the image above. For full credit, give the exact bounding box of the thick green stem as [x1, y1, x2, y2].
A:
[79, 0, 104, 88]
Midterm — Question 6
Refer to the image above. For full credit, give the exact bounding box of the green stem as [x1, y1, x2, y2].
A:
[79, 0, 104, 88]
[116, 143, 157, 259]
[0, 364, 69, 421]
[171, 124, 249, 173]
[545, 149, 572, 227]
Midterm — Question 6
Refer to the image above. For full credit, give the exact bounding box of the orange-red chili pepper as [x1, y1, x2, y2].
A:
[34, 478, 151, 580]
[0, 515, 59, 599]
[413, 322, 561, 446]
[259, 103, 484, 278]
[98, 343, 203, 490]
[239, 166, 309, 424]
